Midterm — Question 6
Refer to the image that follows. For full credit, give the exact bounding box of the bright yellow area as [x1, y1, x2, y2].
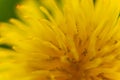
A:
[0, 0, 120, 80]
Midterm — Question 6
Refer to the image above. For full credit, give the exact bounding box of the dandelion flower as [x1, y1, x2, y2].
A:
[0, 0, 120, 80]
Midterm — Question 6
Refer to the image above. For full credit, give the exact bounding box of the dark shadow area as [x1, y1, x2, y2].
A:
[0, 0, 21, 22]
[0, 43, 14, 51]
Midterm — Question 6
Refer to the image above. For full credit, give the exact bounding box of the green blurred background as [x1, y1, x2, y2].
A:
[0, 0, 21, 22]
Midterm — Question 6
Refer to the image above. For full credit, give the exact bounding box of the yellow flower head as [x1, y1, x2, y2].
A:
[0, 0, 120, 80]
